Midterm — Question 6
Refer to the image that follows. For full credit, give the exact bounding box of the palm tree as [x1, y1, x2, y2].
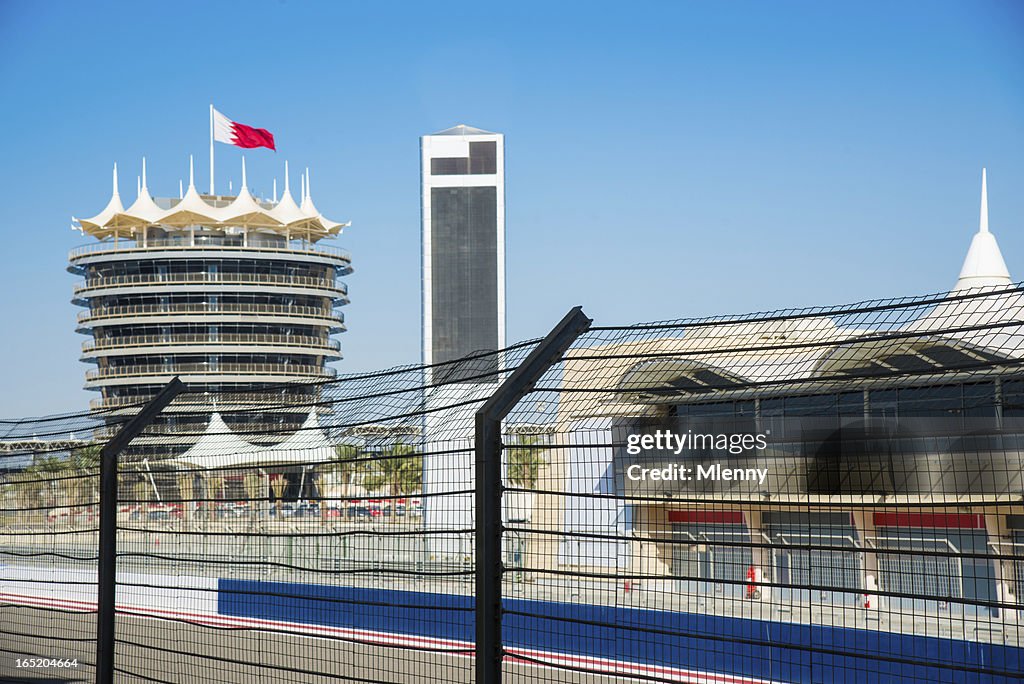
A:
[505, 434, 546, 489]
[27, 455, 67, 509]
[328, 444, 364, 497]
[67, 445, 101, 508]
[361, 444, 422, 497]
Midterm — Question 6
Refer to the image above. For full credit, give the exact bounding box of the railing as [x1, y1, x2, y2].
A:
[68, 239, 351, 262]
[83, 333, 342, 353]
[85, 363, 337, 381]
[90, 392, 322, 411]
[78, 303, 343, 323]
[91, 421, 311, 438]
[74, 273, 348, 295]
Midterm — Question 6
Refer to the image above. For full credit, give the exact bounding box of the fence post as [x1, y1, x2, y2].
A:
[96, 377, 185, 684]
[475, 307, 592, 684]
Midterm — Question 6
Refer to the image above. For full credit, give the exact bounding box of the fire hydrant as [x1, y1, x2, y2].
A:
[746, 565, 760, 599]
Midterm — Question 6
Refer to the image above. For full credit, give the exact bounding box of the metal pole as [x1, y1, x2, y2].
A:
[475, 307, 591, 684]
[209, 104, 215, 196]
[96, 377, 184, 684]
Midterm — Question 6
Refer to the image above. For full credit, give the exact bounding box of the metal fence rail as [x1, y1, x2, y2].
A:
[3, 284, 1024, 683]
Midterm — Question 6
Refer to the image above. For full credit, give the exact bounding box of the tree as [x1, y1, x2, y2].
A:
[505, 434, 547, 489]
[327, 444, 364, 497]
[26, 455, 68, 509]
[67, 445, 101, 508]
[361, 444, 422, 497]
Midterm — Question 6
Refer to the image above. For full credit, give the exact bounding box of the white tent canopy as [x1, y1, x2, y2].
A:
[171, 411, 335, 470]
[74, 158, 350, 239]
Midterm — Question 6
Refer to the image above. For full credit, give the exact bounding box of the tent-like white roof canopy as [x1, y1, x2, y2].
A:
[73, 158, 350, 241]
[171, 411, 336, 470]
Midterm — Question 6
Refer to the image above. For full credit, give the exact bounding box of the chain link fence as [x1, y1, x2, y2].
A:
[3, 284, 1024, 683]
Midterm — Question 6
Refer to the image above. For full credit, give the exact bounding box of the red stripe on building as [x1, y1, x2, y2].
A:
[668, 510, 744, 524]
[873, 512, 985, 529]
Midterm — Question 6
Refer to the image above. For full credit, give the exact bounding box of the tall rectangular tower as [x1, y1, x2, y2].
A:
[421, 124, 505, 383]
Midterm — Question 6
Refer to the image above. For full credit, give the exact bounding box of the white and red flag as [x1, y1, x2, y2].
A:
[212, 108, 276, 150]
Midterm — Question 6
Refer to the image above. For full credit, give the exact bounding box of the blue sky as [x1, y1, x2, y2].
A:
[0, 0, 1021, 416]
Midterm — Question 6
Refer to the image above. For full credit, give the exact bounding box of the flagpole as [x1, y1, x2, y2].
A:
[209, 104, 215, 196]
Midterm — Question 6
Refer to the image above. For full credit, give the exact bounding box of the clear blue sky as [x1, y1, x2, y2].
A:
[1, 0, 1021, 417]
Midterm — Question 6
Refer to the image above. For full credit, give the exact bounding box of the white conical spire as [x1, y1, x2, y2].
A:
[979, 168, 989, 233]
[954, 168, 1011, 290]
[75, 163, 126, 231]
[273, 178, 278, 203]
[297, 166, 345, 234]
[269, 159, 309, 226]
[221, 154, 281, 227]
[121, 158, 163, 225]
[159, 154, 220, 226]
[301, 168, 316, 213]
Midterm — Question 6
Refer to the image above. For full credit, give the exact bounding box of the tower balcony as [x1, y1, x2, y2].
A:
[84, 362, 337, 388]
[69, 238, 352, 273]
[77, 303, 345, 330]
[81, 333, 342, 359]
[73, 272, 348, 302]
[89, 391, 324, 413]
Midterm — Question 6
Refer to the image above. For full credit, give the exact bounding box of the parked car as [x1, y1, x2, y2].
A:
[217, 502, 249, 518]
[146, 503, 182, 521]
[295, 502, 320, 517]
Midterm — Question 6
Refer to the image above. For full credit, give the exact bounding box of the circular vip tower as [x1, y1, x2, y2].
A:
[70, 159, 351, 457]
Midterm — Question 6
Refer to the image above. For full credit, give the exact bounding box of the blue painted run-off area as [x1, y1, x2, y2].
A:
[218, 579, 1024, 683]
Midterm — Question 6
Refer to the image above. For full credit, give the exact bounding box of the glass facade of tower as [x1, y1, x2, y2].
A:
[429, 186, 498, 382]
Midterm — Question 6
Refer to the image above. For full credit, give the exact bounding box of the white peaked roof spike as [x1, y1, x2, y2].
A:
[980, 168, 989, 233]
[953, 168, 1011, 291]
[299, 167, 309, 210]
[301, 167, 348, 234]
[76, 163, 127, 232]
[273, 178, 278, 203]
[119, 157, 163, 226]
[222, 156, 282, 227]
[270, 160, 311, 227]
[159, 155, 221, 226]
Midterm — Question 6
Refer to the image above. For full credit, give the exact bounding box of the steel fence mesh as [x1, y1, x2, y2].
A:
[2, 284, 1024, 683]
[501, 283, 1024, 683]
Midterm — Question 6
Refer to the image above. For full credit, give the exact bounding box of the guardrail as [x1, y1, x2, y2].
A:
[83, 333, 341, 353]
[78, 303, 343, 323]
[69, 239, 351, 262]
[74, 272, 348, 295]
[85, 363, 337, 381]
